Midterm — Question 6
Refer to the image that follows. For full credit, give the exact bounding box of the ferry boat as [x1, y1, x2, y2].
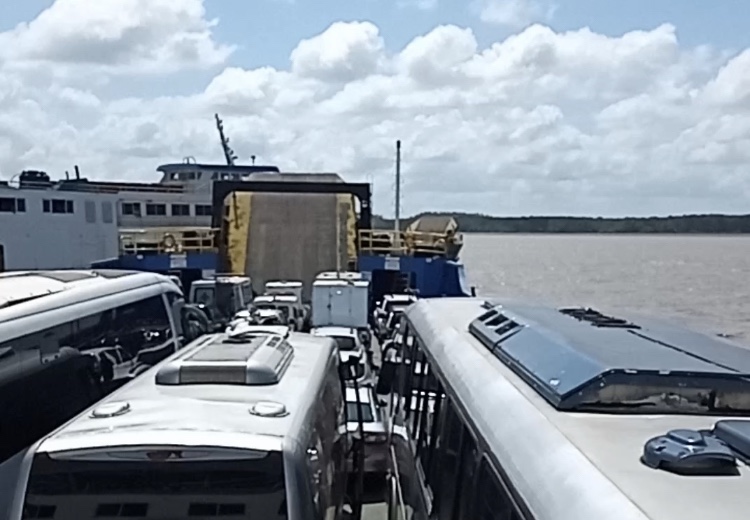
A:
[4, 129, 750, 520]
[0, 146, 471, 303]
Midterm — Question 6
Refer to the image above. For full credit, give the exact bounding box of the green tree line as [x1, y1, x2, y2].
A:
[372, 212, 750, 233]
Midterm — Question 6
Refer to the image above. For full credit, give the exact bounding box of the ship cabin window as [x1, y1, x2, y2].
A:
[101, 201, 114, 223]
[195, 204, 212, 216]
[171, 171, 200, 181]
[146, 203, 167, 216]
[84, 200, 96, 223]
[121, 202, 141, 217]
[42, 199, 74, 214]
[211, 172, 238, 180]
[0, 197, 25, 213]
[171, 203, 190, 216]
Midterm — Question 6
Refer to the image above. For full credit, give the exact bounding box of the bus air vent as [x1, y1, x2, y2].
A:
[468, 307, 523, 352]
[90, 401, 132, 419]
[468, 302, 750, 414]
[559, 307, 640, 329]
[642, 428, 737, 475]
[155, 333, 293, 386]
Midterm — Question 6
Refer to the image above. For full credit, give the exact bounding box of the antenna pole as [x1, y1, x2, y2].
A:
[215, 113, 237, 166]
[394, 140, 401, 233]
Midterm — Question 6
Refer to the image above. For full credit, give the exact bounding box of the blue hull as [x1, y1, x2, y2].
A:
[91, 253, 216, 272]
[357, 254, 472, 298]
[92, 252, 472, 299]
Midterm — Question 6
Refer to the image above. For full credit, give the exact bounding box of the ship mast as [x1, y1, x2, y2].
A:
[395, 140, 402, 233]
[215, 113, 237, 166]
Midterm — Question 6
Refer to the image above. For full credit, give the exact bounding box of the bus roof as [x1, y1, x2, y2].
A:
[405, 297, 750, 520]
[35, 330, 339, 454]
[0, 270, 177, 321]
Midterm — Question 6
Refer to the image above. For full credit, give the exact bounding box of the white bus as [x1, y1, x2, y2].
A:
[7, 326, 352, 520]
[0, 269, 185, 464]
[380, 297, 750, 520]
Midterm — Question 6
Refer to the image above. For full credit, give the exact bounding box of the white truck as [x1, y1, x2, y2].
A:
[311, 279, 369, 329]
[316, 271, 365, 282]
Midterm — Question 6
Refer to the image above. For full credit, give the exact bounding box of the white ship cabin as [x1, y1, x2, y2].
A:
[7, 327, 349, 520]
[116, 162, 279, 229]
[0, 185, 119, 270]
[4, 161, 282, 233]
[156, 161, 280, 190]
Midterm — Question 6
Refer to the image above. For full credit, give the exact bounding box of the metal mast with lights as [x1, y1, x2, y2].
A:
[215, 113, 238, 166]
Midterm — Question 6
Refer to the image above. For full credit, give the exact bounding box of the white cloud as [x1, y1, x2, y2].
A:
[1, 2, 750, 217]
[397, 0, 438, 11]
[0, 0, 232, 73]
[290, 21, 386, 82]
[474, 0, 555, 28]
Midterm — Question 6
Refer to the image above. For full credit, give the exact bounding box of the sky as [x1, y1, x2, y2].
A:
[0, 1, 749, 217]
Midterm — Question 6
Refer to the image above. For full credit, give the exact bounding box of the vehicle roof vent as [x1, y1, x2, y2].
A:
[468, 302, 750, 414]
[249, 401, 289, 418]
[559, 307, 640, 329]
[468, 307, 524, 352]
[226, 323, 290, 339]
[642, 428, 737, 475]
[156, 333, 293, 386]
[91, 401, 132, 419]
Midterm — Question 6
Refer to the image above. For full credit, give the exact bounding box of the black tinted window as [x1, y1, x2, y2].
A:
[0, 295, 175, 465]
[23, 449, 286, 519]
[346, 401, 375, 422]
[333, 336, 356, 351]
[476, 459, 518, 520]
[75, 295, 174, 379]
[193, 287, 215, 307]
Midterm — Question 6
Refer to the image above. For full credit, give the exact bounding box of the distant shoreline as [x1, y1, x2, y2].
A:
[373, 213, 750, 234]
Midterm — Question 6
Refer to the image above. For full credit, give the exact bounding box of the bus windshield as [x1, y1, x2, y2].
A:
[22, 448, 286, 519]
[192, 287, 215, 308]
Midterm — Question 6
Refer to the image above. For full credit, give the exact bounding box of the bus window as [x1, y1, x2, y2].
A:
[453, 428, 478, 519]
[22, 449, 287, 519]
[416, 372, 444, 490]
[435, 399, 463, 520]
[475, 458, 518, 520]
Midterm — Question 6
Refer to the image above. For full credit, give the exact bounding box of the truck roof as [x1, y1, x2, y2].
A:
[255, 294, 298, 303]
[312, 326, 357, 337]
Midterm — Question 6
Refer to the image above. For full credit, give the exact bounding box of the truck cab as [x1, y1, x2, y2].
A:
[188, 275, 254, 328]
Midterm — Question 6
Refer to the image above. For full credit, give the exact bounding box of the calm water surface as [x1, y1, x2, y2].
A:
[462, 234, 750, 340]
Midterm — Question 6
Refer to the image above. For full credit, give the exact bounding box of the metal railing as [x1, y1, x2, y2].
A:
[358, 229, 462, 257]
[15, 179, 187, 194]
[119, 227, 218, 255]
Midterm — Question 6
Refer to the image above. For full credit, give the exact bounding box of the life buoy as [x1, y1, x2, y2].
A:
[162, 233, 177, 250]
